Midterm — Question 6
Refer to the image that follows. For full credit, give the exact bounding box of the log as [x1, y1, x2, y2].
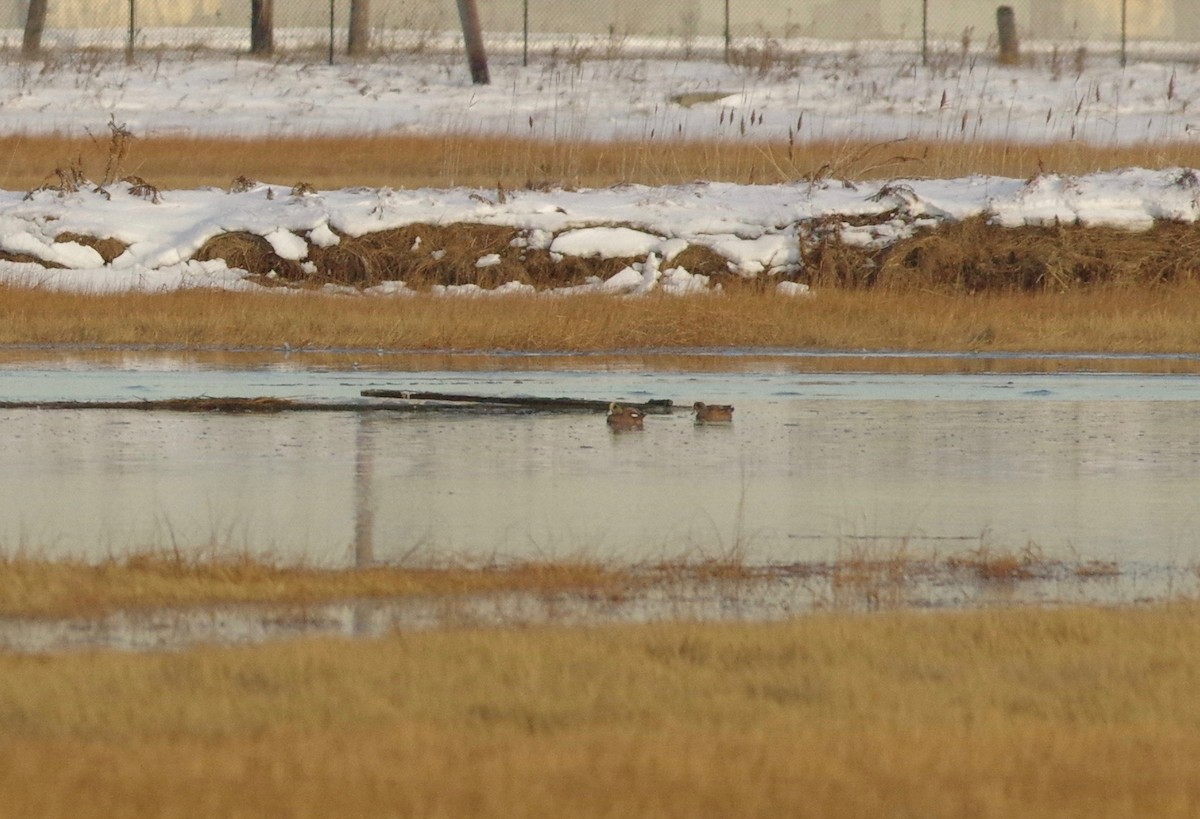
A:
[0, 394, 676, 415]
[361, 389, 675, 414]
[0, 397, 470, 413]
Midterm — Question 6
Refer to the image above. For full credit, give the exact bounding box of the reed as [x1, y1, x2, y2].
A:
[6, 283, 1200, 354]
[1, 605, 1198, 817]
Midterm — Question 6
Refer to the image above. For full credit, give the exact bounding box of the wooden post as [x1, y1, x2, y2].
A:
[921, 0, 928, 67]
[723, 0, 731, 62]
[22, 0, 49, 57]
[996, 6, 1019, 66]
[456, 0, 490, 85]
[1119, 0, 1127, 68]
[126, 0, 135, 63]
[250, 0, 274, 56]
[348, 0, 371, 56]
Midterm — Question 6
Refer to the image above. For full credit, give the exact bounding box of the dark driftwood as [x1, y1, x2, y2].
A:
[0, 393, 676, 415]
[361, 389, 675, 414]
[0, 397, 465, 413]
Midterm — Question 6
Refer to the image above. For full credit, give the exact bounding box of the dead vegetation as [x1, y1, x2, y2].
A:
[7, 283, 1200, 353]
[193, 223, 735, 290]
[4, 131, 1200, 192]
[0, 543, 1126, 619]
[0, 551, 632, 618]
[805, 217, 1200, 292]
[182, 216, 1200, 294]
[3, 605, 1200, 818]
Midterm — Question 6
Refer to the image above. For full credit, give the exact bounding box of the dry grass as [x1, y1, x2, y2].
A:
[4, 133, 1200, 192]
[1, 605, 1199, 817]
[808, 218, 1200, 292]
[178, 218, 1200, 295]
[0, 551, 632, 618]
[0, 543, 1130, 619]
[6, 282, 1200, 353]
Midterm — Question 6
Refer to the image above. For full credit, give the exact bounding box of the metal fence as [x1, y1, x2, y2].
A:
[1, 0, 1196, 63]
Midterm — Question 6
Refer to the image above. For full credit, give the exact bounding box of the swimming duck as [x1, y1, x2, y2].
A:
[606, 402, 645, 430]
[693, 401, 734, 423]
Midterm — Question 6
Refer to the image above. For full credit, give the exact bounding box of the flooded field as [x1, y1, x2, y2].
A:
[2, 347, 1200, 649]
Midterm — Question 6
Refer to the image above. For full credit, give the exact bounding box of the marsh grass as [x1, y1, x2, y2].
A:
[5, 132, 1200, 192]
[7, 282, 1200, 353]
[1, 605, 1199, 817]
[0, 539, 1122, 619]
[947, 540, 1054, 582]
[0, 550, 632, 618]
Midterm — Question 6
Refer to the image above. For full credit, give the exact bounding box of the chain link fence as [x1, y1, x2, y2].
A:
[1, 1, 1195, 63]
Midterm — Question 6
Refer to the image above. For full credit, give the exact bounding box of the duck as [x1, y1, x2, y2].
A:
[693, 401, 734, 423]
[606, 402, 645, 430]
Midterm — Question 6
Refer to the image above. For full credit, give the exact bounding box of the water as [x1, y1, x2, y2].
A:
[4, 349, 1200, 651]
[3, 352, 1200, 570]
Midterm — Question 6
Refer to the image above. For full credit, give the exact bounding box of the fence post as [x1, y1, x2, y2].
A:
[22, 0, 48, 57]
[349, 0, 371, 55]
[723, 0, 730, 62]
[126, 0, 135, 63]
[251, 0, 274, 55]
[921, 0, 928, 66]
[1119, 0, 1127, 67]
[996, 5, 1019, 65]
[456, 0, 490, 85]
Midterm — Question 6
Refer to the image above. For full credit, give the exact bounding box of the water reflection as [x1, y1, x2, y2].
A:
[354, 413, 375, 567]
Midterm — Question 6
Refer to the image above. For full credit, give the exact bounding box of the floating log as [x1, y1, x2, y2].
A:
[0, 393, 677, 415]
[361, 389, 675, 414]
[0, 397, 459, 413]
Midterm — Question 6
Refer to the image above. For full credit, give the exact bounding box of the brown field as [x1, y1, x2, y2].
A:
[2, 605, 1199, 818]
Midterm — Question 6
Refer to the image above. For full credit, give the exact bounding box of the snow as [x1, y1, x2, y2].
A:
[0, 51, 1197, 295]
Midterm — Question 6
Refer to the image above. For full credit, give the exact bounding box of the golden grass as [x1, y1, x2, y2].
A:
[0, 551, 635, 618]
[1, 605, 1199, 817]
[0, 541, 1083, 618]
[5, 132, 1200, 192]
[6, 282, 1200, 353]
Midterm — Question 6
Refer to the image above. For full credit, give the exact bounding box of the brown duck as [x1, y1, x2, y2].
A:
[606, 402, 645, 430]
[693, 401, 734, 423]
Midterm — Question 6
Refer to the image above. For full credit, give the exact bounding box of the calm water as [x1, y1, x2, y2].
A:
[4, 351, 1200, 570]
